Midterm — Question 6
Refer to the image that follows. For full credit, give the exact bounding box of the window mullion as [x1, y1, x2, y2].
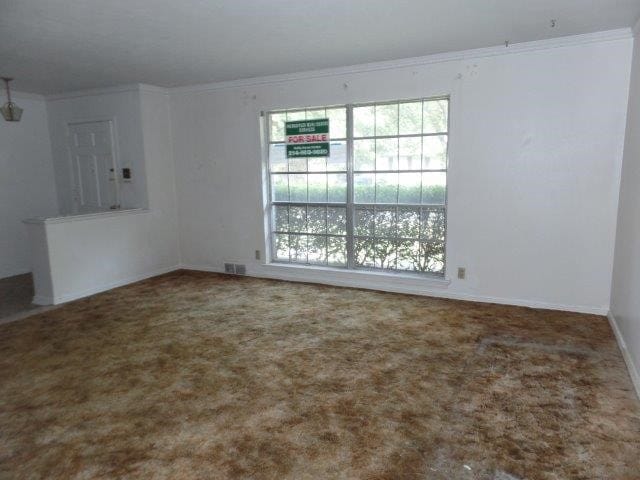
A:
[346, 105, 355, 269]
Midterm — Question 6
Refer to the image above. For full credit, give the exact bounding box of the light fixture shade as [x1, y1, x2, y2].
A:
[1, 102, 22, 122]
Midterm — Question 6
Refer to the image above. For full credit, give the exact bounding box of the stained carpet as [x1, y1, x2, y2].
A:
[1, 270, 639, 479]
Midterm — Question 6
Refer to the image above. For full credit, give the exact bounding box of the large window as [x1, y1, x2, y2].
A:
[267, 97, 448, 275]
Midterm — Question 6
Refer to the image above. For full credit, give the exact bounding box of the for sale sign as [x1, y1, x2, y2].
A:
[285, 118, 330, 158]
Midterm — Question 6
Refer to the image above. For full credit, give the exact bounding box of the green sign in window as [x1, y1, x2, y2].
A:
[285, 118, 330, 158]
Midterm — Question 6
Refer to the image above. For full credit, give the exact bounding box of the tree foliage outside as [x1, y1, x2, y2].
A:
[272, 205, 445, 274]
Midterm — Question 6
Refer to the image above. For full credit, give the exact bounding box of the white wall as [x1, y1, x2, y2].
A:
[30, 86, 180, 304]
[46, 86, 150, 213]
[170, 33, 632, 314]
[28, 209, 178, 304]
[139, 88, 180, 231]
[610, 28, 640, 393]
[0, 93, 58, 279]
[138, 87, 181, 271]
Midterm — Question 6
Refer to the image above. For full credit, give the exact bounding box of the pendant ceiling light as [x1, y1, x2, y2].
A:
[1, 77, 23, 122]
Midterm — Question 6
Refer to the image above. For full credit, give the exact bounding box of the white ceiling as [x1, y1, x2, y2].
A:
[2, 0, 639, 95]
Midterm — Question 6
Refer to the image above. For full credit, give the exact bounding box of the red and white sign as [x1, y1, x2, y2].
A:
[286, 134, 329, 144]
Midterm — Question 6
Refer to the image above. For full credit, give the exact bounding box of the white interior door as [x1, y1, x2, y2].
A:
[68, 120, 119, 213]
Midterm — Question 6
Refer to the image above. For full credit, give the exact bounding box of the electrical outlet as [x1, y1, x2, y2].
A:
[255, 250, 261, 260]
[457, 267, 466, 280]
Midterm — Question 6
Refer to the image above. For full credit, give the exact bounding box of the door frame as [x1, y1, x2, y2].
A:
[66, 117, 121, 213]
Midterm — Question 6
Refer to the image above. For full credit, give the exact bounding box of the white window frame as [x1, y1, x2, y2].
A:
[263, 96, 449, 277]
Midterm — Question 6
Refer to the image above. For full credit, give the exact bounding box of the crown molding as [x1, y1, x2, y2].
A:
[9, 90, 46, 101]
[138, 83, 171, 96]
[170, 28, 633, 95]
[46, 84, 141, 101]
[46, 83, 168, 101]
[38, 27, 633, 100]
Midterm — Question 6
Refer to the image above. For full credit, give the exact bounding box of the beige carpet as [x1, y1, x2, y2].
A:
[1, 270, 639, 479]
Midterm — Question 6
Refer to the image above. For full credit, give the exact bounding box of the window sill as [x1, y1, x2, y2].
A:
[251, 262, 451, 296]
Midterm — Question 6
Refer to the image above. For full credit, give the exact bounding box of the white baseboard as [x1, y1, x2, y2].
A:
[40, 264, 180, 305]
[180, 263, 608, 315]
[179, 264, 226, 274]
[32, 294, 55, 306]
[431, 292, 608, 315]
[607, 312, 640, 400]
[0, 268, 31, 280]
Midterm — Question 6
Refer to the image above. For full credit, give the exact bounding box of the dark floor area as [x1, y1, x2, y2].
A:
[0, 273, 48, 323]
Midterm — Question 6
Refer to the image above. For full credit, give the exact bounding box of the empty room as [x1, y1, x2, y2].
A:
[2, 1, 640, 478]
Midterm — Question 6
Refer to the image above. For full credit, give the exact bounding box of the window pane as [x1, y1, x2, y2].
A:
[327, 174, 347, 203]
[308, 157, 326, 172]
[286, 110, 306, 121]
[354, 106, 375, 138]
[308, 174, 327, 203]
[355, 238, 375, 268]
[354, 173, 375, 203]
[419, 208, 445, 274]
[354, 139, 375, 171]
[421, 172, 446, 204]
[307, 206, 326, 233]
[327, 141, 347, 171]
[289, 156, 307, 172]
[327, 236, 347, 266]
[423, 99, 448, 134]
[269, 144, 287, 172]
[375, 173, 398, 204]
[398, 208, 420, 238]
[423, 135, 447, 170]
[355, 208, 375, 236]
[289, 206, 306, 233]
[307, 235, 327, 264]
[376, 138, 398, 171]
[271, 174, 289, 202]
[373, 240, 397, 270]
[274, 233, 290, 261]
[420, 241, 445, 274]
[306, 108, 326, 120]
[273, 205, 288, 232]
[375, 104, 398, 136]
[398, 173, 421, 204]
[399, 101, 422, 135]
[375, 209, 397, 238]
[327, 207, 346, 235]
[397, 239, 419, 271]
[290, 234, 308, 263]
[420, 208, 446, 241]
[289, 174, 307, 202]
[269, 113, 286, 142]
[327, 108, 347, 139]
[399, 137, 422, 170]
